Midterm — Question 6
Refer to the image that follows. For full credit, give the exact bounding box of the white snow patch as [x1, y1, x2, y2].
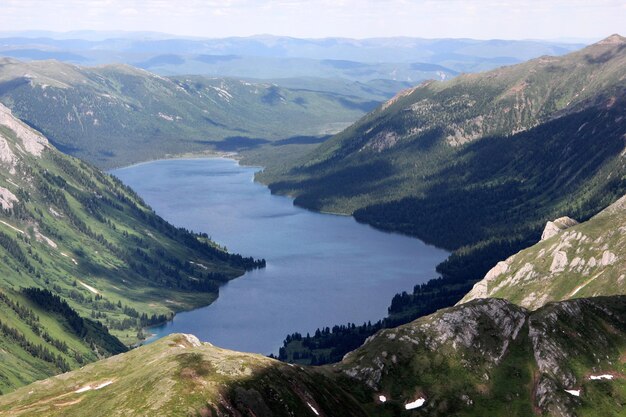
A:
[307, 402, 320, 415]
[79, 281, 99, 295]
[564, 389, 580, 396]
[378, 395, 387, 403]
[75, 380, 113, 393]
[158, 112, 175, 121]
[405, 398, 426, 409]
[590, 374, 614, 380]
[189, 261, 208, 270]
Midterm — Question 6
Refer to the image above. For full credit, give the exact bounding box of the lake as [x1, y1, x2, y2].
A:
[112, 158, 449, 355]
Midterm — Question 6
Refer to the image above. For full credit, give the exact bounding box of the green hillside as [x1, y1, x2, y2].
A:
[338, 296, 626, 417]
[461, 193, 626, 309]
[3, 297, 625, 416]
[261, 34, 626, 284]
[0, 103, 261, 393]
[0, 333, 367, 417]
[0, 58, 391, 168]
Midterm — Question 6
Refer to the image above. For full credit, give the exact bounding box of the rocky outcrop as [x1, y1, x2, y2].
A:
[460, 196, 626, 309]
[339, 296, 626, 417]
[541, 216, 578, 241]
[0, 186, 18, 210]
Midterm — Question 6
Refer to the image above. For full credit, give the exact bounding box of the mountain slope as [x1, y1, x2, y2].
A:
[0, 333, 367, 417]
[3, 297, 625, 416]
[0, 103, 261, 392]
[461, 194, 626, 309]
[0, 58, 386, 168]
[262, 34, 626, 283]
[338, 296, 626, 417]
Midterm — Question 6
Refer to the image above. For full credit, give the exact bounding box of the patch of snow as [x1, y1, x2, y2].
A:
[94, 381, 113, 390]
[378, 395, 387, 403]
[189, 261, 208, 270]
[75, 380, 113, 394]
[79, 281, 99, 295]
[590, 374, 614, 380]
[209, 86, 233, 101]
[405, 398, 426, 410]
[564, 389, 580, 397]
[158, 112, 175, 121]
[306, 402, 320, 416]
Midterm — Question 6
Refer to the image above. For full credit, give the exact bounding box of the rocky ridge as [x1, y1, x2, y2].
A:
[461, 194, 626, 309]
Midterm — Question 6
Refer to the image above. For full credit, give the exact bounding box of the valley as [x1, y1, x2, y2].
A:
[0, 16, 625, 416]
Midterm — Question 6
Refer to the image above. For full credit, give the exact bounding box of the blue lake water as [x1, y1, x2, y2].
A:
[112, 158, 449, 355]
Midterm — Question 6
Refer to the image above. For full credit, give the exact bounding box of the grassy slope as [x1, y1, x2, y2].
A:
[336, 297, 626, 417]
[0, 334, 367, 417]
[461, 194, 626, 309]
[2, 297, 625, 416]
[0, 104, 262, 393]
[0, 58, 402, 168]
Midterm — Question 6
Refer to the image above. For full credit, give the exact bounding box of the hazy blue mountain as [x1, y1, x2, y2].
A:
[0, 33, 585, 79]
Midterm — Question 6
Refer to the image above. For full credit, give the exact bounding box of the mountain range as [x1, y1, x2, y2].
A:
[0, 33, 625, 417]
[0, 58, 407, 168]
[261, 34, 626, 285]
[0, 33, 584, 77]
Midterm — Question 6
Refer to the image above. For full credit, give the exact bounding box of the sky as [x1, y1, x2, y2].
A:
[0, 0, 624, 40]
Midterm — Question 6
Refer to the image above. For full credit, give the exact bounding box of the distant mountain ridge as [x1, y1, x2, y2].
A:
[0, 58, 391, 168]
[0, 33, 584, 76]
[262, 34, 626, 285]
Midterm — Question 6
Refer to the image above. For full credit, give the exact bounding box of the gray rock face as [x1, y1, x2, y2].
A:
[339, 296, 626, 416]
[541, 216, 579, 241]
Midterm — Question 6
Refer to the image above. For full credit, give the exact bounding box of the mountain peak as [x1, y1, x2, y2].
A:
[597, 33, 626, 45]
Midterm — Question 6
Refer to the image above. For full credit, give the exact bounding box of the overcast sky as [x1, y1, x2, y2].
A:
[1, 0, 624, 40]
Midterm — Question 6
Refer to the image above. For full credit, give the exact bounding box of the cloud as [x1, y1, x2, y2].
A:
[120, 7, 140, 16]
[0, 0, 623, 39]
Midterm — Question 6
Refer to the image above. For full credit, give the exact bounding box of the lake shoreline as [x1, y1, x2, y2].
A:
[114, 158, 449, 354]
